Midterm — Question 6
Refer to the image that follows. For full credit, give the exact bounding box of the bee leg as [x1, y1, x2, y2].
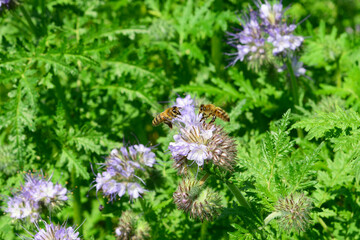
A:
[164, 117, 173, 129]
[200, 114, 207, 122]
[165, 122, 172, 129]
[209, 116, 216, 124]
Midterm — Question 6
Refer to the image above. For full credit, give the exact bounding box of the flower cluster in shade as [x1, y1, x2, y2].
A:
[93, 144, 156, 202]
[5, 173, 68, 223]
[0, 0, 15, 13]
[29, 220, 80, 240]
[227, 0, 305, 70]
[173, 178, 222, 222]
[274, 193, 312, 232]
[168, 95, 237, 174]
[115, 210, 150, 240]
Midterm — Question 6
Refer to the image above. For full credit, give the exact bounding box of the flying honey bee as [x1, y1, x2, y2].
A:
[152, 106, 182, 129]
[199, 104, 230, 124]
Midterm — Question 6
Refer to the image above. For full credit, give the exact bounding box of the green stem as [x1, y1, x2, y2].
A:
[199, 173, 210, 185]
[335, 59, 341, 88]
[139, 198, 149, 220]
[264, 211, 282, 225]
[226, 182, 252, 211]
[71, 168, 82, 233]
[285, 58, 299, 107]
[19, 6, 38, 37]
[285, 58, 304, 138]
[200, 220, 208, 240]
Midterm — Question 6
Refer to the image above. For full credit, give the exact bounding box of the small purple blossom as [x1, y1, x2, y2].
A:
[30, 220, 81, 240]
[5, 173, 68, 222]
[227, 0, 304, 68]
[278, 56, 306, 77]
[0, 0, 16, 13]
[0, 0, 10, 8]
[92, 144, 156, 202]
[168, 95, 237, 174]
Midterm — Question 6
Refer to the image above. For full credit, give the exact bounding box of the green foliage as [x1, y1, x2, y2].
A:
[1, 0, 360, 239]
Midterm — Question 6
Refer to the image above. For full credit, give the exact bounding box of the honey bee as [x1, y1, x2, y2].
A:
[152, 106, 181, 129]
[199, 104, 230, 124]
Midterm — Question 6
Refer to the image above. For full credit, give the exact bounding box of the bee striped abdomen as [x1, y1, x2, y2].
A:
[152, 106, 181, 128]
[152, 114, 163, 126]
[215, 108, 230, 122]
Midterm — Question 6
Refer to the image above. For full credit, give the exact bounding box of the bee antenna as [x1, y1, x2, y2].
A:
[130, 132, 140, 145]
[89, 161, 97, 176]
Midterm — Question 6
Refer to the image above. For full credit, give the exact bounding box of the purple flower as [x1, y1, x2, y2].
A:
[92, 143, 156, 202]
[258, 0, 284, 27]
[168, 95, 237, 174]
[30, 220, 81, 240]
[0, 0, 16, 13]
[5, 173, 68, 222]
[227, 11, 267, 68]
[0, 0, 10, 8]
[227, 0, 304, 68]
[278, 55, 306, 77]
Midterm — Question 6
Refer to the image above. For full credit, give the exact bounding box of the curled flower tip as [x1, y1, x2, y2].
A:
[5, 172, 68, 222]
[274, 193, 312, 232]
[115, 210, 150, 240]
[92, 143, 156, 202]
[169, 95, 237, 175]
[173, 178, 222, 222]
[31, 220, 81, 240]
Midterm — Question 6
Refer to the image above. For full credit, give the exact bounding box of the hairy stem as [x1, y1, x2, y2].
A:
[286, 58, 299, 106]
[226, 182, 252, 211]
[286, 58, 304, 138]
[199, 173, 211, 185]
[264, 211, 282, 225]
[139, 197, 149, 220]
[200, 220, 208, 240]
[71, 168, 82, 232]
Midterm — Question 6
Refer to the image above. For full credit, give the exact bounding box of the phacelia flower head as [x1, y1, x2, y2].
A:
[0, 0, 17, 14]
[92, 143, 156, 202]
[115, 210, 150, 240]
[168, 95, 237, 175]
[173, 178, 222, 222]
[27, 220, 81, 240]
[5, 172, 68, 223]
[274, 193, 312, 232]
[227, 0, 304, 68]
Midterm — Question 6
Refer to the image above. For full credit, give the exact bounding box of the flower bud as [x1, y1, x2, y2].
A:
[115, 210, 150, 240]
[274, 193, 312, 232]
[173, 178, 222, 222]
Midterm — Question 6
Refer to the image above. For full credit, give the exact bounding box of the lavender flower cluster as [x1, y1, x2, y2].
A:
[0, 0, 15, 13]
[166, 95, 236, 221]
[227, 0, 305, 72]
[31, 221, 80, 240]
[5, 173, 68, 223]
[93, 144, 156, 202]
[168, 95, 237, 174]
